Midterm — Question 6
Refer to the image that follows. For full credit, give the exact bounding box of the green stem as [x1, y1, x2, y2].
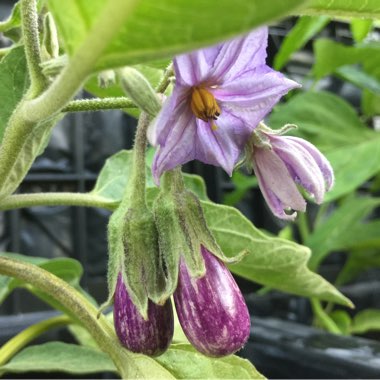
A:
[297, 211, 310, 243]
[20, 0, 138, 123]
[314, 202, 329, 229]
[62, 97, 135, 113]
[0, 257, 139, 378]
[21, 0, 47, 96]
[155, 63, 174, 93]
[0, 315, 71, 366]
[311, 298, 341, 334]
[126, 113, 151, 209]
[0, 193, 118, 211]
[161, 167, 185, 193]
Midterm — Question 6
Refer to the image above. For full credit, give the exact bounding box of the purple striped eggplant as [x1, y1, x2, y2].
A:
[174, 246, 250, 357]
[114, 274, 174, 356]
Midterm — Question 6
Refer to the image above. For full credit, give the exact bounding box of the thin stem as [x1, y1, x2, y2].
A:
[0, 315, 71, 366]
[21, 0, 47, 96]
[314, 202, 329, 229]
[297, 211, 310, 243]
[127, 113, 151, 208]
[0, 257, 139, 378]
[311, 298, 341, 334]
[21, 0, 138, 123]
[0, 47, 12, 59]
[62, 97, 135, 113]
[0, 193, 118, 211]
[156, 63, 174, 93]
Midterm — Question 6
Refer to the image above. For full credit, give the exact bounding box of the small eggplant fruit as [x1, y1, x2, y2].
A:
[174, 246, 250, 357]
[114, 274, 174, 356]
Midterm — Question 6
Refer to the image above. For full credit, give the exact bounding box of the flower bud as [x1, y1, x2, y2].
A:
[119, 67, 161, 117]
[98, 70, 116, 88]
[114, 274, 174, 356]
[42, 13, 59, 60]
[174, 246, 250, 357]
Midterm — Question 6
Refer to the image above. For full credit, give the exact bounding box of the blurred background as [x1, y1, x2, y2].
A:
[1, 0, 380, 378]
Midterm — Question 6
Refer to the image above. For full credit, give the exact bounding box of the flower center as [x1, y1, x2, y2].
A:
[190, 87, 221, 130]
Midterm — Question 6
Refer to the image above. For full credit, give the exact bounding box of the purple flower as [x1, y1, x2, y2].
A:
[174, 246, 250, 357]
[250, 128, 334, 220]
[150, 27, 300, 184]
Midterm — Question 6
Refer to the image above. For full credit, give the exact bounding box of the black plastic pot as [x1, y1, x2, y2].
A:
[241, 316, 380, 379]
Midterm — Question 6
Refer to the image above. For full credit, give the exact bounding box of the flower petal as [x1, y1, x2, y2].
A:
[253, 147, 306, 219]
[213, 65, 300, 130]
[174, 49, 217, 86]
[152, 108, 197, 184]
[210, 27, 268, 83]
[271, 136, 326, 204]
[194, 110, 246, 175]
[149, 85, 190, 147]
[285, 136, 335, 190]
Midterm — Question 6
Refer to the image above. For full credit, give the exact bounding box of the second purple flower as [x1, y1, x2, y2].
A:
[150, 27, 300, 184]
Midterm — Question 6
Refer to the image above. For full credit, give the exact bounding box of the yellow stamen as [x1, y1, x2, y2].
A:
[190, 87, 221, 126]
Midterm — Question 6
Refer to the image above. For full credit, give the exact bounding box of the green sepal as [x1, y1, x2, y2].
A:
[106, 201, 166, 319]
[153, 183, 245, 302]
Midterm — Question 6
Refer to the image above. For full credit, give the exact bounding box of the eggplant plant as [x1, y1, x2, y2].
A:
[0, 0, 378, 378]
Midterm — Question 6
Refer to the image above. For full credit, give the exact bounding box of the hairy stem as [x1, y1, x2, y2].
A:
[0, 315, 71, 366]
[125, 113, 151, 209]
[62, 97, 135, 113]
[21, 0, 138, 123]
[311, 298, 341, 334]
[0, 257, 140, 378]
[156, 63, 174, 94]
[0, 193, 118, 211]
[21, 0, 47, 96]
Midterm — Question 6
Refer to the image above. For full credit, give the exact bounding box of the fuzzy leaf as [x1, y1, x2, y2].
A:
[92, 150, 208, 202]
[0, 342, 117, 377]
[47, 0, 307, 71]
[0, 114, 62, 200]
[202, 201, 352, 307]
[300, 0, 380, 18]
[0, 46, 29, 143]
[156, 343, 266, 379]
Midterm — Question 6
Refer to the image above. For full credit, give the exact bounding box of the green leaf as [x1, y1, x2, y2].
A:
[330, 310, 351, 335]
[92, 149, 208, 202]
[0, 342, 117, 377]
[300, 0, 380, 19]
[156, 343, 266, 379]
[0, 2, 21, 34]
[312, 39, 380, 79]
[306, 197, 380, 270]
[202, 201, 352, 307]
[335, 65, 380, 94]
[351, 309, 380, 334]
[269, 91, 380, 201]
[351, 19, 373, 43]
[47, 0, 307, 71]
[269, 91, 370, 151]
[0, 252, 86, 309]
[273, 16, 329, 70]
[0, 46, 29, 143]
[336, 249, 380, 286]
[223, 171, 258, 206]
